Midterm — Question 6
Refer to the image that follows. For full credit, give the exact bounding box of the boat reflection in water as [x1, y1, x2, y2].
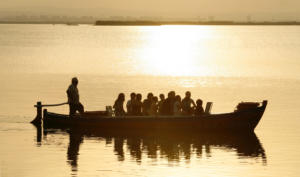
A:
[37, 126, 267, 171]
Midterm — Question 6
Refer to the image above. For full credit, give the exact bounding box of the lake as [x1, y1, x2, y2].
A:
[0, 24, 300, 177]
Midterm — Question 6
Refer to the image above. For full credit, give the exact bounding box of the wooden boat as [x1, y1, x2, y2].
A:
[41, 100, 268, 132]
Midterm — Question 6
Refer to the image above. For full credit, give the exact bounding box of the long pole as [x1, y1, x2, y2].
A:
[31, 101, 42, 125]
[31, 101, 68, 125]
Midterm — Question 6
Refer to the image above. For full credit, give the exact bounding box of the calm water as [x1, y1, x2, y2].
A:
[0, 24, 300, 177]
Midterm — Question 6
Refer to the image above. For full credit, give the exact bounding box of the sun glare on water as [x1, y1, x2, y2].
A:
[137, 26, 214, 76]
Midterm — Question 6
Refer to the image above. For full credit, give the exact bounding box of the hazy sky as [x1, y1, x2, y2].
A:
[1, 0, 300, 20]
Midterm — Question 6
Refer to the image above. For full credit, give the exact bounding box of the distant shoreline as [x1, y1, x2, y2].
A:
[1, 20, 300, 26]
[95, 20, 300, 26]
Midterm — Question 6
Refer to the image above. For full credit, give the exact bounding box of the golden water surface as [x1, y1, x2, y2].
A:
[0, 24, 300, 177]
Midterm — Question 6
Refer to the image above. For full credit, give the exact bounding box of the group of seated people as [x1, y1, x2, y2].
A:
[113, 91, 204, 116]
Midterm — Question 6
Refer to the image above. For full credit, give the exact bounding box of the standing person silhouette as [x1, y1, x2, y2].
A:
[66, 77, 84, 117]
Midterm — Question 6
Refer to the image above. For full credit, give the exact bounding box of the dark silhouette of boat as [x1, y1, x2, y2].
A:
[42, 100, 267, 133]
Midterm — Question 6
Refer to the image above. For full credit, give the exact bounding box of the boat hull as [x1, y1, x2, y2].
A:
[43, 101, 267, 132]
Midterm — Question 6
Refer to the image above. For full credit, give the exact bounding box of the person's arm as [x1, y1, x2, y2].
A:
[121, 103, 126, 115]
[113, 101, 117, 109]
[191, 99, 196, 108]
[66, 89, 70, 103]
[66, 87, 74, 104]
[201, 107, 204, 114]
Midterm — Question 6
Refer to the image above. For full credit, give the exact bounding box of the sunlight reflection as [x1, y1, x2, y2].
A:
[137, 26, 215, 76]
[179, 78, 198, 88]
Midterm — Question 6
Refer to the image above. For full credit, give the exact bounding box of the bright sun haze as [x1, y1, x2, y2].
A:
[137, 26, 213, 76]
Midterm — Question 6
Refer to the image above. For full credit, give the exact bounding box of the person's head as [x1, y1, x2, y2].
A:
[130, 92, 136, 100]
[196, 99, 203, 106]
[159, 94, 165, 100]
[136, 93, 142, 101]
[153, 96, 158, 103]
[71, 77, 78, 86]
[147, 92, 153, 100]
[175, 95, 181, 102]
[170, 91, 176, 98]
[117, 93, 125, 102]
[185, 91, 191, 98]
